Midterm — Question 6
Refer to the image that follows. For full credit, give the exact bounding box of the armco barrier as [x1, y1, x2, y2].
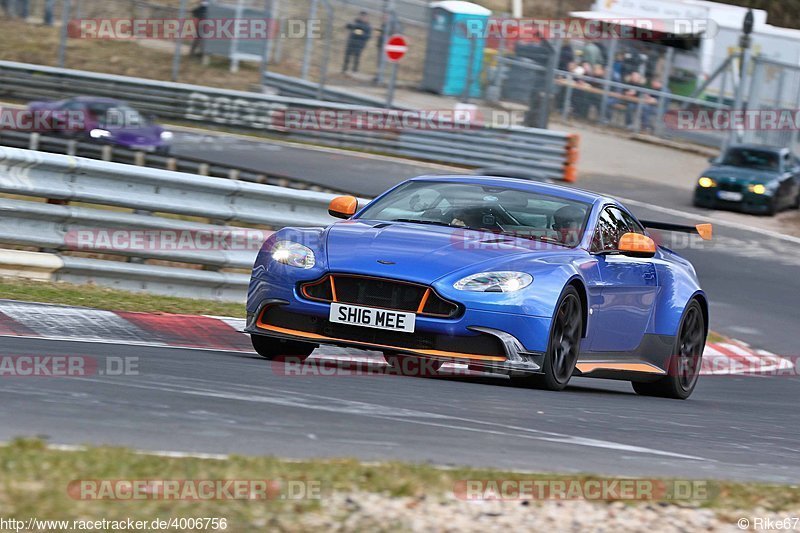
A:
[0, 60, 578, 181]
[0, 129, 347, 194]
[0, 147, 357, 301]
[262, 72, 397, 108]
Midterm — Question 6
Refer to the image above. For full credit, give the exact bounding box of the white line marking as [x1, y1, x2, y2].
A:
[75, 375, 711, 462]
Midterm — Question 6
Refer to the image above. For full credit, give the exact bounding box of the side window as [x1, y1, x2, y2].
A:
[591, 207, 641, 252]
[616, 209, 644, 236]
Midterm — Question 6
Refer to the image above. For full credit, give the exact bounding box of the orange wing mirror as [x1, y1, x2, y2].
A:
[328, 196, 358, 219]
[618, 233, 657, 258]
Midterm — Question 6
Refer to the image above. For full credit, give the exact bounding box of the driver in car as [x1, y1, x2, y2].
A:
[553, 205, 584, 246]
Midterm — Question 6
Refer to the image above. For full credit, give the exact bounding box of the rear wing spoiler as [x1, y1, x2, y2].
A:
[640, 221, 713, 241]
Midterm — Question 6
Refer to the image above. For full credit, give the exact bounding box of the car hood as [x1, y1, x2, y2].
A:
[324, 220, 572, 283]
[702, 165, 780, 184]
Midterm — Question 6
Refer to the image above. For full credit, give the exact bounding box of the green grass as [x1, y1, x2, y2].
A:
[1, 438, 799, 533]
[0, 278, 244, 318]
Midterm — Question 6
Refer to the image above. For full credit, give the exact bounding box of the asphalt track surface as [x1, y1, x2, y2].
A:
[0, 132, 797, 482]
[1, 335, 799, 483]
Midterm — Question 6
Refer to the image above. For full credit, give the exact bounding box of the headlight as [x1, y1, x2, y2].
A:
[748, 183, 766, 195]
[271, 241, 315, 269]
[454, 271, 533, 293]
[90, 129, 111, 139]
[698, 177, 716, 188]
[160, 131, 173, 141]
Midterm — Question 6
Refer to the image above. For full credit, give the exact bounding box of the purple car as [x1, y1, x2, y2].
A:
[27, 96, 173, 154]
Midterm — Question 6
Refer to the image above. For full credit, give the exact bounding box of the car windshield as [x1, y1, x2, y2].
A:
[87, 103, 149, 128]
[720, 148, 780, 171]
[356, 181, 592, 247]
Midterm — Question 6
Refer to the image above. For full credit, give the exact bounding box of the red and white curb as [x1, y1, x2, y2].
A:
[702, 339, 794, 376]
[0, 300, 792, 377]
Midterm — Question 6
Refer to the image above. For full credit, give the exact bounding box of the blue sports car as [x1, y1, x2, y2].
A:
[245, 176, 712, 399]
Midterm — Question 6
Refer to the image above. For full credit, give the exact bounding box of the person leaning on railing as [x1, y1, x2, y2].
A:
[640, 80, 667, 133]
[623, 71, 648, 128]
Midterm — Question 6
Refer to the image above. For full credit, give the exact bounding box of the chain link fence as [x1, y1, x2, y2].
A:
[4, 1, 800, 152]
[741, 56, 800, 153]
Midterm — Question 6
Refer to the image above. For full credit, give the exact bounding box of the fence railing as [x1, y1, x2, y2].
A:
[263, 72, 399, 108]
[0, 146, 355, 301]
[0, 60, 579, 181]
[0, 129, 346, 194]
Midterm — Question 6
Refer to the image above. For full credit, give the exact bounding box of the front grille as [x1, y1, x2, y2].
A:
[260, 307, 505, 357]
[718, 181, 743, 192]
[301, 274, 460, 318]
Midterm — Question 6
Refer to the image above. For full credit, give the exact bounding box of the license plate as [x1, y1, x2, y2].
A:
[717, 190, 743, 202]
[329, 303, 415, 333]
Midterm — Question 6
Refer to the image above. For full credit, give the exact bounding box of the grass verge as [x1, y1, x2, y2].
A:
[1, 438, 799, 533]
[0, 278, 244, 318]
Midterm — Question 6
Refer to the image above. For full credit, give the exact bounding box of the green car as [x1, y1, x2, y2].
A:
[693, 144, 800, 216]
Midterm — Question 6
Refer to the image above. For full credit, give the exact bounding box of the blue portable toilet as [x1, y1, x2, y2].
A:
[422, 1, 491, 98]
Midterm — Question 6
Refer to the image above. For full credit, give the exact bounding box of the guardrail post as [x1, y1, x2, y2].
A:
[29, 133, 40, 151]
[228, 169, 240, 181]
[198, 163, 210, 176]
[563, 134, 579, 183]
[166, 158, 177, 171]
[101, 145, 113, 161]
[66, 140, 77, 156]
[134, 151, 146, 166]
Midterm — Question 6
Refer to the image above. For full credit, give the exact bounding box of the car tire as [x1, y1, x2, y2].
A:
[251, 334, 316, 361]
[631, 300, 705, 400]
[512, 286, 583, 391]
[384, 354, 442, 377]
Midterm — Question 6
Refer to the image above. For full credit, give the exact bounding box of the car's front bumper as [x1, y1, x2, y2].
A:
[694, 187, 774, 214]
[245, 276, 549, 375]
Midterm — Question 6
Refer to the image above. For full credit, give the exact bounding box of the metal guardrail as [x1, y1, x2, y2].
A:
[262, 72, 399, 108]
[0, 60, 578, 181]
[0, 129, 347, 194]
[0, 147, 350, 301]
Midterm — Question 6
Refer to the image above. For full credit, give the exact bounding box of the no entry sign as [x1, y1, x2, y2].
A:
[385, 34, 408, 62]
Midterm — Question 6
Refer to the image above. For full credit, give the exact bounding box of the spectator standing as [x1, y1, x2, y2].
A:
[641, 79, 667, 132]
[583, 40, 603, 66]
[43, 0, 55, 25]
[558, 39, 574, 71]
[623, 71, 647, 128]
[342, 11, 372, 74]
[1, 0, 14, 17]
[570, 64, 592, 118]
[190, 0, 209, 58]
